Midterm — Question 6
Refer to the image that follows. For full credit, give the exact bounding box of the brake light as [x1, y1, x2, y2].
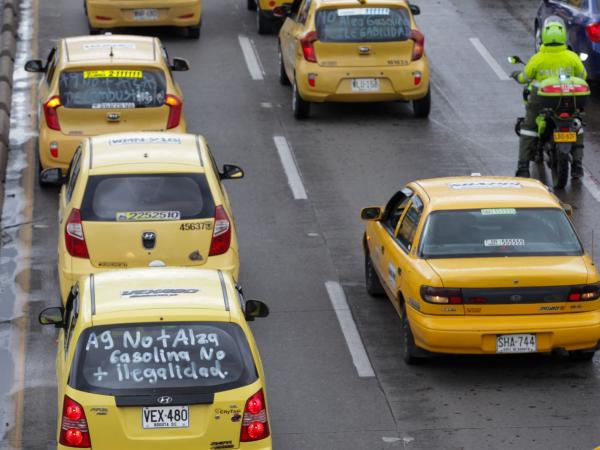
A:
[44, 96, 61, 131]
[65, 209, 89, 259]
[240, 390, 270, 442]
[559, 112, 571, 118]
[59, 396, 91, 448]
[165, 94, 182, 129]
[568, 284, 600, 301]
[413, 71, 422, 86]
[587, 23, 600, 42]
[50, 142, 59, 158]
[178, 13, 194, 19]
[410, 29, 425, 61]
[420, 286, 463, 304]
[308, 73, 316, 87]
[300, 31, 318, 63]
[209, 205, 231, 256]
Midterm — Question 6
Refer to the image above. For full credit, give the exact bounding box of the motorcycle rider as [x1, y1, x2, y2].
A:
[511, 16, 587, 178]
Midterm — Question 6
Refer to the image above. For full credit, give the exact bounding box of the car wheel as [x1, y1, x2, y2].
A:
[278, 45, 290, 86]
[187, 22, 201, 39]
[257, 8, 272, 34]
[568, 350, 595, 362]
[412, 88, 431, 118]
[292, 78, 310, 119]
[365, 252, 384, 296]
[37, 155, 51, 188]
[401, 310, 423, 365]
[88, 24, 101, 35]
[247, 0, 257, 11]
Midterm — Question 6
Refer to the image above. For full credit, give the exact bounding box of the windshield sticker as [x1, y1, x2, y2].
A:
[449, 181, 522, 190]
[108, 136, 182, 146]
[92, 102, 135, 109]
[484, 238, 525, 247]
[337, 8, 390, 16]
[481, 208, 517, 215]
[121, 288, 199, 299]
[116, 211, 181, 222]
[82, 43, 136, 50]
[84, 69, 143, 79]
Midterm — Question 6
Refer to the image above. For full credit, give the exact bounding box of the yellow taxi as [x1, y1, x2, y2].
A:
[248, 0, 292, 34]
[39, 132, 243, 303]
[39, 267, 272, 449]
[361, 176, 600, 364]
[84, 0, 203, 38]
[275, 0, 430, 119]
[24, 34, 189, 177]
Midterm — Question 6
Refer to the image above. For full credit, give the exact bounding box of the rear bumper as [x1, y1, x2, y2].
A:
[86, 0, 202, 28]
[295, 57, 429, 103]
[409, 308, 600, 354]
[57, 436, 271, 449]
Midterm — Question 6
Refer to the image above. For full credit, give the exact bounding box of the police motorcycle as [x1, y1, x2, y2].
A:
[510, 55, 590, 189]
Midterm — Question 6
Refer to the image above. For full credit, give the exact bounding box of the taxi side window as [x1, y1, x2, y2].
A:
[45, 47, 57, 86]
[66, 147, 82, 203]
[64, 288, 80, 354]
[383, 188, 413, 234]
[396, 196, 423, 251]
[207, 146, 225, 196]
[296, 0, 312, 24]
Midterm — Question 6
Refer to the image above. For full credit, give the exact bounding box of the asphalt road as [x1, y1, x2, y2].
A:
[1, 0, 600, 449]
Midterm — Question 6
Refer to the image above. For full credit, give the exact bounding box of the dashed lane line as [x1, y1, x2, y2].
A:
[238, 35, 264, 81]
[469, 37, 510, 81]
[325, 281, 375, 378]
[273, 136, 308, 200]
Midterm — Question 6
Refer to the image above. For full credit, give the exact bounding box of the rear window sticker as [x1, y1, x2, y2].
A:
[121, 288, 200, 299]
[108, 136, 182, 146]
[480, 208, 517, 215]
[84, 69, 143, 79]
[484, 238, 525, 247]
[92, 102, 135, 109]
[82, 43, 136, 50]
[116, 211, 181, 222]
[337, 8, 390, 16]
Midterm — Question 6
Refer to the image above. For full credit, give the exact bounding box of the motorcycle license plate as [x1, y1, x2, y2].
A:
[553, 131, 577, 143]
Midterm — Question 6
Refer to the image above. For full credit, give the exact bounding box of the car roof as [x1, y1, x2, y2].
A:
[315, 0, 410, 8]
[413, 176, 561, 210]
[86, 132, 205, 172]
[62, 35, 158, 64]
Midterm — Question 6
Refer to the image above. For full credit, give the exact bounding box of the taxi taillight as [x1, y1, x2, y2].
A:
[410, 29, 425, 61]
[240, 389, 270, 442]
[568, 284, 600, 301]
[209, 205, 231, 256]
[59, 396, 91, 448]
[300, 31, 318, 63]
[44, 96, 62, 131]
[420, 285, 463, 304]
[165, 94, 183, 129]
[65, 208, 89, 259]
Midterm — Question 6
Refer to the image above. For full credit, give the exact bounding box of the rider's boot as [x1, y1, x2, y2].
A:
[515, 160, 530, 178]
[571, 159, 584, 179]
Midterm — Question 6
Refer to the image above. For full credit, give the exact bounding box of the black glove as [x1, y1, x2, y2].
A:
[510, 70, 521, 81]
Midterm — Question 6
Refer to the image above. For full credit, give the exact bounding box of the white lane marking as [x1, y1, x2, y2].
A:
[238, 35, 264, 81]
[325, 281, 375, 378]
[469, 37, 510, 81]
[273, 136, 308, 200]
[582, 168, 600, 202]
[261, 102, 273, 108]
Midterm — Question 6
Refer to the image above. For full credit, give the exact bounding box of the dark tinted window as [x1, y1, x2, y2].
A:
[316, 7, 411, 42]
[80, 174, 215, 222]
[420, 208, 583, 258]
[396, 198, 423, 250]
[59, 69, 166, 109]
[70, 322, 257, 395]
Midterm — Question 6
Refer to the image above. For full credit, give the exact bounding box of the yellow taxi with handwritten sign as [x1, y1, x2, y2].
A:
[248, 0, 292, 34]
[84, 0, 203, 38]
[25, 34, 189, 178]
[39, 267, 272, 449]
[276, 0, 430, 119]
[40, 132, 243, 303]
[361, 176, 600, 364]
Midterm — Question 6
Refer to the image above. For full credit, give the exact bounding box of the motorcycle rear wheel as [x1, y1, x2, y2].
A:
[552, 150, 569, 190]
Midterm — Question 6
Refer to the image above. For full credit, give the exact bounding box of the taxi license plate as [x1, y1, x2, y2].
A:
[133, 8, 159, 21]
[142, 406, 189, 429]
[352, 78, 380, 92]
[553, 131, 577, 143]
[496, 334, 537, 353]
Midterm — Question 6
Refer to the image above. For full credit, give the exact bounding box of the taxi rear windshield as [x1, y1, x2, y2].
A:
[420, 208, 583, 258]
[80, 173, 215, 222]
[59, 69, 167, 109]
[70, 323, 258, 395]
[315, 7, 412, 43]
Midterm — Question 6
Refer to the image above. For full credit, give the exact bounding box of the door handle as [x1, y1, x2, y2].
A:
[381, 246, 385, 255]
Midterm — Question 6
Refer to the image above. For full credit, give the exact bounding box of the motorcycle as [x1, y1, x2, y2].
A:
[509, 55, 590, 189]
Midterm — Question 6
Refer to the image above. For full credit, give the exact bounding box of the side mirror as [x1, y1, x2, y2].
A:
[508, 55, 523, 65]
[580, 53, 589, 62]
[361, 206, 383, 221]
[39, 306, 65, 328]
[244, 300, 269, 321]
[409, 4, 421, 15]
[40, 168, 67, 186]
[25, 59, 45, 73]
[273, 4, 291, 19]
[220, 164, 244, 180]
[561, 202, 573, 218]
[170, 57, 190, 72]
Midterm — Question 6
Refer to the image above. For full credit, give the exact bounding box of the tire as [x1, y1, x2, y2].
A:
[278, 44, 290, 86]
[256, 9, 271, 35]
[365, 252, 384, 297]
[37, 154, 50, 189]
[88, 24, 101, 35]
[247, 0, 256, 11]
[552, 149, 569, 189]
[292, 78, 310, 119]
[187, 23, 201, 39]
[568, 350, 595, 362]
[401, 310, 422, 365]
[412, 88, 431, 118]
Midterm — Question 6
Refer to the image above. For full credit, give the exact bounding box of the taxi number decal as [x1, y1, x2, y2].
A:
[484, 238, 525, 247]
[84, 69, 143, 79]
[180, 222, 213, 231]
[337, 8, 390, 16]
[480, 208, 517, 215]
[116, 211, 181, 221]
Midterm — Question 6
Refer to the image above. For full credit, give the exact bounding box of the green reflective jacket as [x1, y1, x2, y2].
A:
[517, 44, 587, 85]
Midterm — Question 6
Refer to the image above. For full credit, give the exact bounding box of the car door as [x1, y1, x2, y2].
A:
[284, 0, 312, 75]
[38, 46, 57, 117]
[57, 287, 80, 418]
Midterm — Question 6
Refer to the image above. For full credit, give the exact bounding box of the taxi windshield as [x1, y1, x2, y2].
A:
[59, 69, 167, 109]
[70, 322, 258, 395]
[419, 208, 583, 258]
[80, 173, 216, 222]
[315, 7, 412, 43]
